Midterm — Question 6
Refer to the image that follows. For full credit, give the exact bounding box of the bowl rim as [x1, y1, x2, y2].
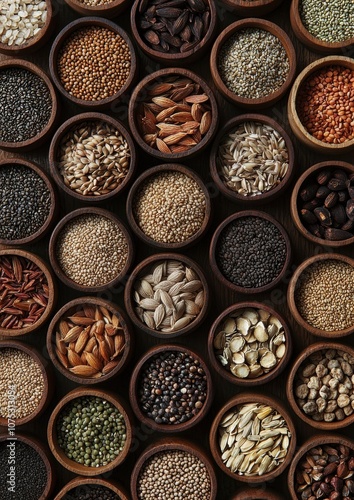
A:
[54, 475, 130, 500]
[64, 0, 128, 15]
[231, 487, 283, 500]
[220, 0, 281, 6]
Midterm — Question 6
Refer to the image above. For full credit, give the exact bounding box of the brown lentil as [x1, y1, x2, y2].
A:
[57, 26, 131, 101]
[133, 171, 206, 243]
[295, 260, 354, 331]
[297, 65, 354, 144]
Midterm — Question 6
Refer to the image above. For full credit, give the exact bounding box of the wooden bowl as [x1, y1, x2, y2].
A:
[218, 0, 283, 17]
[287, 433, 354, 500]
[209, 392, 297, 483]
[0, 340, 54, 426]
[130, 438, 217, 500]
[0, 0, 54, 55]
[210, 114, 295, 205]
[126, 164, 211, 249]
[210, 18, 296, 109]
[47, 296, 133, 384]
[208, 301, 292, 387]
[48, 207, 134, 293]
[290, 161, 354, 248]
[0, 249, 56, 337]
[209, 210, 292, 294]
[54, 476, 129, 500]
[49, 112, 137, 203]
[64, 0, 129, 18]
[128, 67, 218, 161]
[287, 341, 354, 431]
[287, 253, 354, 338]
[129, 344, 213, 433]
[290, 0, 354, 54]
[124, 253, 209, 339]
[0, 159, 58, 246]
[47, 386, 134, 476]
[288, 56, 354, 154]
[232, 488, 283, 500]
[49, 17, 137, 110]
[130, 0, 218, 66]
[0, 432, 55, 499]
[0, 59, 58, 152]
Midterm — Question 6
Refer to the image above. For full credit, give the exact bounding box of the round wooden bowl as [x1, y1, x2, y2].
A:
[131, 0, 218, 66]
[129, 344, 213, 433]
[124, 253, 209, 339]
[0, 59, 58, 152]
[128, 67, 218, 161]
[64, 0, 129, 18]
[288, 56, 354, 154]
[287, 253, 354, 338]
[0, 159, 58, 246]
[130, 438, 217, 500]
[0, 432, 55, 499]
[208, 301, 292, 387]
[210, 114, 295, 205]
[49, 17, 137, 110]
[287, 341, 354, 431]
[290, 161, 354, 248]
[126, 164, 211, 249]
[209, 392, 297, 483]
[232, 488, 283, 500]
[47, 296, 133, 384]
[49, 112, 137, 203]
[54, 476, 129, 500]
[0, 340, 54, 426]
[47, 386, 134, 476]
[210, 18, 296, 110]
[290, 0, 354, 54]
[0, 0, 54, 56]
[288, 434, 354, 500]
[48, 207, 134, 293]
[218, 0, 283, 17]
[209, 210, 292, 294]
[0, 249, 56, 337]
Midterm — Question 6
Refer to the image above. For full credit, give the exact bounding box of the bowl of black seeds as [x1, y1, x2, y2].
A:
[129, 344, 213, 432]
[0, 58, 58, 152]
[210, 211, 291, 294]
[0, 159, 58, 246]
[54, 476, 129, 500]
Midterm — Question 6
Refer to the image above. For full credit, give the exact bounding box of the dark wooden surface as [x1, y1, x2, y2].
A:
[1, 1, 354, 498]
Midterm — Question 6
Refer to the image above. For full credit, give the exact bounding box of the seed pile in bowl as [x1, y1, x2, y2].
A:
[137, 351, 207, 425]
[56, 214, 128, 287]
[214, 308, 286, 379]
[57, 121, 131, 197]
[294, 348, 354, 423]
[295, 259, 354, 331]
[296, 65, 354, 145]
[137, 450, 212, 500]
[218, 403, 291, 476]
[215, 216, 287, 288]
[54, 304, 126, 378]
[0, 164, 51, 241]
[137, 0, 210, 54]
[133, 259, 204, 333]
[218, 28, 290, 99]
[0, 0, 47, 47]
[56, 395, 126, 467]
[0, 67, 52, 143]
[217, 121, 289, 196]
[133, 171, 206, 243]
[0, 348, 44, 419]
[136, 76, 212, 153]
[63, 485, 121, 500]
[57, 26, 131, 101]
[0, 255, 49, 329]
[298, 167, 354, 241]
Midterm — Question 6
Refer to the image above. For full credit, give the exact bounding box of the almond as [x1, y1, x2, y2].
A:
[102, 360, 119, 375]
[74, 327, 90, 353]
[56, 331, 66, 354]
[69, 365, 99, 377]
[67, 349, 83, 367]
[86, 352, 103, 372]
[63, 325, 83, 343]
[67, 316, 96, 326]
[56, 348, 69, 369]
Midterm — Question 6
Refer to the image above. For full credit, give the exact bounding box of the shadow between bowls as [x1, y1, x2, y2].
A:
[218, 0, 284, 17]
[48, 112, 137, 203]
[64, 0, 130, 18]
[47, 386, 134, 476]
[54, 475, 130, 500]
[129, 344, 214, 433]
[210, 113, 295, 205]
[231, 487, 283, 500]
[287, 253, 354, 338]
[210, 18, 296, 109]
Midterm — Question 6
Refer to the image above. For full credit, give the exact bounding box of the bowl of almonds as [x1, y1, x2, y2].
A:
[208, 302, 292, 386]
[47, 297, 133, 384]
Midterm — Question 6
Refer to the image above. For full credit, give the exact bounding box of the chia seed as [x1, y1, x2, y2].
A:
[63, 485, 121, 499]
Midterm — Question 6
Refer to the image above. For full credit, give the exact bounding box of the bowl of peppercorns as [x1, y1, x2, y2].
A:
[54, 476, 129, 500]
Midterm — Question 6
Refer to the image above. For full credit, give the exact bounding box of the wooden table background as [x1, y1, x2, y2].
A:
[1, 0, 354, 498]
